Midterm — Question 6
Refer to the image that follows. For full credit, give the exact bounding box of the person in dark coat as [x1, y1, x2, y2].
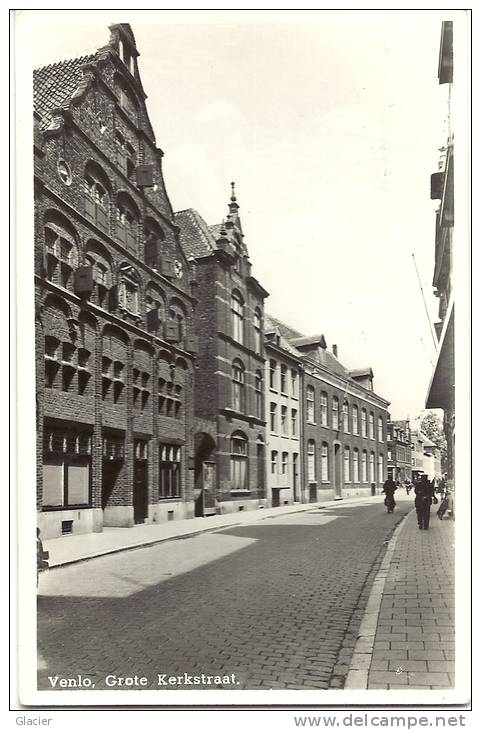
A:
[414, 475, 435, 529]
[382, 478, 397, 512]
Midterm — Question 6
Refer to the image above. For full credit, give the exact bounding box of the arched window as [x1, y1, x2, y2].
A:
[378, 453, 384, 483]
[369, 412, 375, 439]
[254, 307, 262, 354]
[353, 449, 360, 483]
[332, 396, 339, 430]
[114, 129, 136, 178]
[118, 264, 140, 316]
[167, 298, 186, 343]
[133, 343, 152, 414]
[145, 283, 166, 334]
[102, 326, 128, 405]
[307, 440, 316, 482]
[344, 446, 350, 483]
[144, 218, 164, 271]
[85, 240, 112, 309]
[84, 163, 110, 232]
[369, 452, 375, 483]
[306, 385, 315, 423]
[230, 432, 248, 491]
[231, 290, 244, 344]
[378, 415, 384, 442]
[44, 217, 79, 290]
[320, 391, 328, 426]
[361, 408, 367, 438]
[352, 405, 359, 435]
[321, 443, 329, 482]
[232, 359, 245, 413]
[116, 192, 139, 253]
[361, 450, 368, 482]
[343, 401, 349, 433]
[255, 370, 263, 420]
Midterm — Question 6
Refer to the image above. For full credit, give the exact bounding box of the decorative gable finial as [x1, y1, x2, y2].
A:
[230, 181, 236, 202]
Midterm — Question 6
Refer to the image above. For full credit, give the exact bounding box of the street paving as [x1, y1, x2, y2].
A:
[38, 499, 413, 690]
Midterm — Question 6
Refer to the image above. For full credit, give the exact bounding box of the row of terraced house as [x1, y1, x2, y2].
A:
[34, 23, 392, 540]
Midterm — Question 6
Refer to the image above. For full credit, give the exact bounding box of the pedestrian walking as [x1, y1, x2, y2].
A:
[382, 478, 397, 513]
[414, 475, 435, 530]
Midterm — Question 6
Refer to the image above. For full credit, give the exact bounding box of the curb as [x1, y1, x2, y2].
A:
[344, 508, 413, 689]
[46, 497, 378, 570]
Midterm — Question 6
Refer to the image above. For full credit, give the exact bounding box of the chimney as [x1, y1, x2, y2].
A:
[332, 344, 338, 358]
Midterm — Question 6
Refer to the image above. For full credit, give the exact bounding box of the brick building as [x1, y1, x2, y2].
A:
[34, 24, 198, 539]
[175, 187, 269, 515]
[426, 20, 455, 489]
[264, 317, 304, 507]
[386, 418, 412, 483]
[268, 318, 390, 501]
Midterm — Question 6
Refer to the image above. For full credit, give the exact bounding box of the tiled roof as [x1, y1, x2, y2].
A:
[349, 367, 373, 378]
[34, 54, 97, 130]
[174, 209, 217, 259]
[265, 313, 303, 340]
[290, 334, 326, 348]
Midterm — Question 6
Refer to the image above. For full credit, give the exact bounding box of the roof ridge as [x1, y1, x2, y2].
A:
[34, 51, 98, 73]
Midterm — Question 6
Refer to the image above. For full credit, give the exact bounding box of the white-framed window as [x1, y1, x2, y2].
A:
[343, 401, 349, 433]
[361, 450, 368, 482]
[378, 416, 384, 442]
[269, 359, 277, 390]
[369, 452, 375, 482]
[291, 370, 298, 398]
[332, 396, 339, 430]
[321, 443, 329, 482]
[387, 448, 392, 461]
[255, 370, 263, 420]
[291, 409, 298, 437]
[271, 450, 278, 475]
[270, 402, 277, 433]
[369, 412, 375, 439]
[254, 308, 262, 354]
[344, 446, 350, 483]
[352, 405, 359, 435]
[232, 359, 245, 413]
[159, 444, 181, 499]
[306, 385, 315, 423]
[353, 449, 360, 483]
[231, 290, 244, 344]
[361, 409, 367, 438]
[307, 440, 316, 482]
[378, 453, 384, 482]
[281, 405, 288, 435]
[281, 452, 288, 475]
[230, 432, 248, 491]
[280, 365, 288, 394]
[320, 391, 328, 426]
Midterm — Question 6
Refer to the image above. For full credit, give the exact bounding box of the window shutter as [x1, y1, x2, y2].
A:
[185, 335, 199, 353]
[74, 266, 94, 296]
[146, 307, 160, 333]
[135, 165, 154, 187]
[161, 258, 175, 278]
[164, 320, 180, 343]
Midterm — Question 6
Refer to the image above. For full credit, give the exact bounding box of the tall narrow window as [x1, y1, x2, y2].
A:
[369, 412, 375, 439]
[343, 401, 349, 433]
[291, 370, 298, 398]
[158, 444, 181, 499]
[353, 449, 360, 483]
[44, 223, 79, 290]
[281, 452, 288, 475]
[378, 453, 384, 482]
[116, 194, 138, 253]
[361, 450, 368, 482]
[320, 392, 328, 426]
[232, 360, 245, 413]
[254, 308, 262, 354]
[270, 402, 277, 433]
[271, 450, 278, 475]
[280, 365, 287, 394]
[369, 452, 375, 483]
[321, 443, 329, 482]
[307, 440, 316, 482]
[344, 446, 350, 483]
[231, 433, 248, 491]
[281, 405, 288, 435]
[361, 409, 367, 438]
[84, 166, 109, 232]
[352, 405, 359, 435]
[269, 359, 277, 390]
[231, 291, 244, 344]
[255, 370, 263, 419]
[306, 386, 315, 423]
[332, 396, 339, 430]
[378, 415, 384, 442]
[291, 409, 298, 437]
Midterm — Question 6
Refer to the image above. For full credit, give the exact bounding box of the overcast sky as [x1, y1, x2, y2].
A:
[20, 9, 465, 420]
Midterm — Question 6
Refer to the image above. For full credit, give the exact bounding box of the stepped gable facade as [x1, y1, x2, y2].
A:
[34, 24, 197, 538]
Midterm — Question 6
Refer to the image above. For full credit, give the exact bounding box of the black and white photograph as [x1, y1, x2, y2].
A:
[12, 7, 471, 716]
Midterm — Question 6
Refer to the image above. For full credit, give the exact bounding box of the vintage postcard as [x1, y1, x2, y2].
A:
[13, 8, 471, 714]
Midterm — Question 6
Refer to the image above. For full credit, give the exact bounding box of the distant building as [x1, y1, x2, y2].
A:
[386, 419, 412, 483]
[175, 187, 269, 516]
[410, 431, 441, 481]
[267, 318, 390, 501]
[264, 318, 304, 507]
[426, 20, 455, 488]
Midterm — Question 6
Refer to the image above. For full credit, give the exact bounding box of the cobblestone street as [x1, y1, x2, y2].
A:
[37, 499, 417, 691]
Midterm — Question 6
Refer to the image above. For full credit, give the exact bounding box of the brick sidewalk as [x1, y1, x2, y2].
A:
[367, 508, 455, 689]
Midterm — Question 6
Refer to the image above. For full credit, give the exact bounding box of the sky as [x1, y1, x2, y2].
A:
[20, 9, 466, 420]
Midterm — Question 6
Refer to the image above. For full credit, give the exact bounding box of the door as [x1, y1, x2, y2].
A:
[202, 462, 217, 516]
[257, 443, 265, 498]
[272, 488, 280, 508]
[133, 460, 148, 524]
